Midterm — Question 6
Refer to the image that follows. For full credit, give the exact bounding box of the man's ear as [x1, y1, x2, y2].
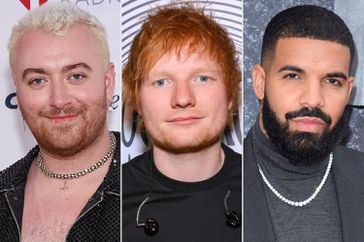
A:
[105, 63, 116, 102]
[252, 64, 266, 101]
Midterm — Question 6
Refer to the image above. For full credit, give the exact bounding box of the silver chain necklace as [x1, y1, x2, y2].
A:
[257, 152, 333, 207]
[37, 132, 116, 179]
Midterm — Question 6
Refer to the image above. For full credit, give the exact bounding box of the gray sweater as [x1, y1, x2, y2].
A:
[252, 123, 342, 242]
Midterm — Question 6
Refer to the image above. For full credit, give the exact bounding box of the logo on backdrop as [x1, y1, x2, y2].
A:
[60, 0, 120, 5]
[5, 93, 17, 109]
[20, 0, 48, 10]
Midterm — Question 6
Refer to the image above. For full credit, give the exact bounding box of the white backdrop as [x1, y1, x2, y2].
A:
[121, 0, 243, 162]
[0, 0, 121, 170]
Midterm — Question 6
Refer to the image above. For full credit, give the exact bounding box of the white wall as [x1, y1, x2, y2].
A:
[0, 0, 121, 169]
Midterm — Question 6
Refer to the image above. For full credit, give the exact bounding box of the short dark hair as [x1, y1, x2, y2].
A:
[261, 5, 355, 68]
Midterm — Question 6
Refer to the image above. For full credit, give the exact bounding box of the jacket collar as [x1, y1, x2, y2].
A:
[0, 146, 38, 192]
[332, 145, 364, 241]
[0, 132, 120, 233]
[244, 127, 364, 242]
[244, 129, 276, 241]
[99, 131, 120, 195]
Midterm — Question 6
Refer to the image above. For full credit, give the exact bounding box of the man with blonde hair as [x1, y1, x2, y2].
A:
[0, 2, 119, 241]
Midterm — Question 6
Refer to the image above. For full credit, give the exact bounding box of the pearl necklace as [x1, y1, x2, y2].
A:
[257, 152, 333, 207]
[38, 132, 116, 179]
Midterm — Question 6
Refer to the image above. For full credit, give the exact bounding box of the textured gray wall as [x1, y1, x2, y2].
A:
[243, 0, 364, 152]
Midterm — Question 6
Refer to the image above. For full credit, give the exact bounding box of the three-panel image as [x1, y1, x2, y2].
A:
[0, 0, 363, 241]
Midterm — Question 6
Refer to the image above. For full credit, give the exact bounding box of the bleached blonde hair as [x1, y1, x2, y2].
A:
[8, 2, 110, 70]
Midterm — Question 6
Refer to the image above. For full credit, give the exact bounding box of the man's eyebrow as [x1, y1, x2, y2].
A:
[62, 63, 92, 72]
[278, 65, 305, 74]
[325, 72, 348, 80]
[22, 68, 49, 79]
[21, 63, 92, 79]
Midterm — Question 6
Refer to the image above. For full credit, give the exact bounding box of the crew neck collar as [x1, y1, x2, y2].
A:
[146, 144, 234, 193]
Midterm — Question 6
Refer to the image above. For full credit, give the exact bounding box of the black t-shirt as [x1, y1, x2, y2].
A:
[122, 145, 242, 242]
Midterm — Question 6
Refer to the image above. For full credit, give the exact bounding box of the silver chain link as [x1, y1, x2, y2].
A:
[37, 132, 116, 179]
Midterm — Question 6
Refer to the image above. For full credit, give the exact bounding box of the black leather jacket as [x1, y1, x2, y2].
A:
[0, 132, 120, 242]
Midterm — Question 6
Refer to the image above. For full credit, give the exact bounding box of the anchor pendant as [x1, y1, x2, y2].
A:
[60, 181, 68, 190]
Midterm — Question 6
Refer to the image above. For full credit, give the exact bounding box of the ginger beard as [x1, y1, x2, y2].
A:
[262, 97, 350, 166]
[145, 116, 226, 154]
[139, 50, 231, 155]
[19, 94, 108, 157]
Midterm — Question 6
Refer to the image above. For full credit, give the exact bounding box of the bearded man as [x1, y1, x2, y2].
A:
[0, 3, 119, 241]
[245, 5, 364, 242]
[122, 4, 242, 242]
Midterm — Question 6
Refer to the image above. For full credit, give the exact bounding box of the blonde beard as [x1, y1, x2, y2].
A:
[21, 99, 107, 157]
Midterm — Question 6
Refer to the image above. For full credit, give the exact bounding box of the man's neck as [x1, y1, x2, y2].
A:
[38, 129, 111, 173]
[153, 141, 224, 182]
[22, 129, 114, 242]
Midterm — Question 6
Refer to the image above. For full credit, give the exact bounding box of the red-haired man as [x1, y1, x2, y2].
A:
[123, 4, 241, 241]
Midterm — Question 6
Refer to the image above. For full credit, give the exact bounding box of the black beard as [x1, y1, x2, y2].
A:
[262, 97, 350, 166]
